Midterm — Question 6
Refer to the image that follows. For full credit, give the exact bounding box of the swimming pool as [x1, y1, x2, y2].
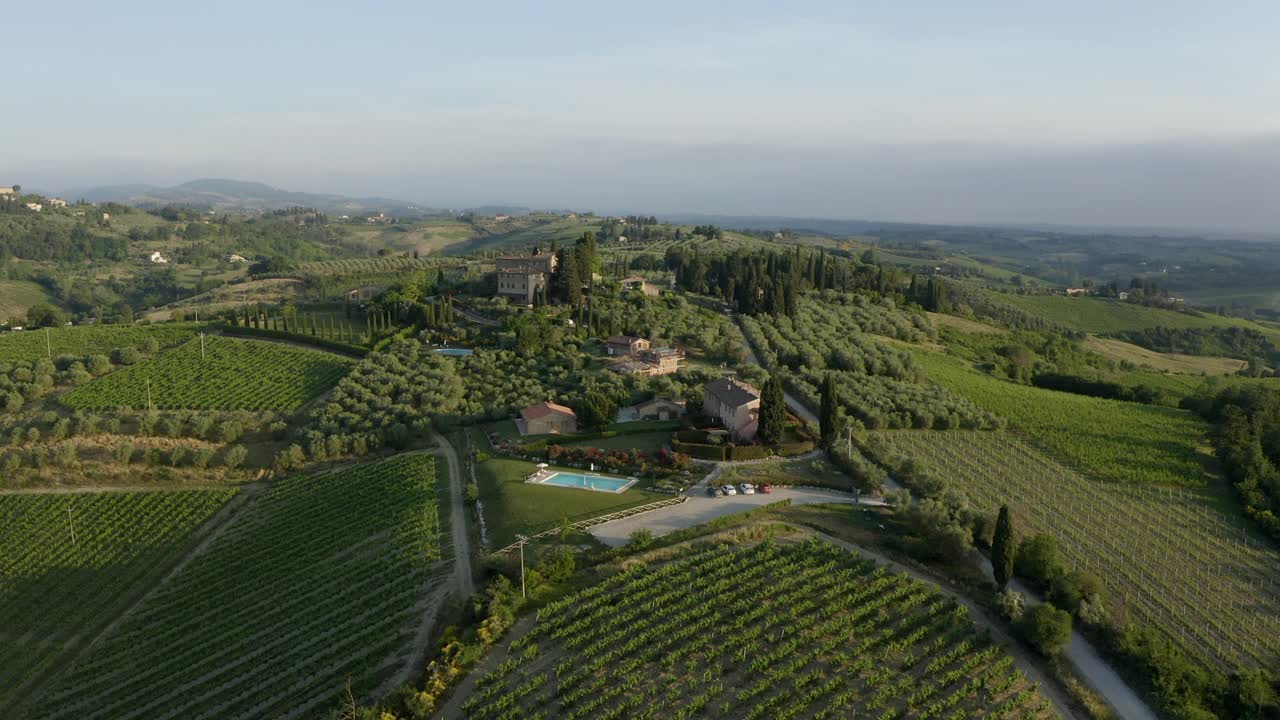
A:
[536, 471, 637, 493]
[433, 347, 474, 357]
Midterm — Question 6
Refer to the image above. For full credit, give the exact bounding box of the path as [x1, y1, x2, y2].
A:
[432, 431, 476, 599]
[455, 305, 500, 327]
[589, 479, 873, 547]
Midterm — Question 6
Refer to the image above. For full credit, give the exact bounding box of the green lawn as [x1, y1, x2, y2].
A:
[564, 430, 672, 453]
[914, 348, 1211, 486]
[991, 293, 1280, 342]
[475, 458, 655, 547]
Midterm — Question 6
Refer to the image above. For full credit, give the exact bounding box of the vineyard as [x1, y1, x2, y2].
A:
[295, 255, 461, 279]
[878, 430, 1280, 670]
[913, 348, 1208, 485]
[35, 453, 450, 720]
[460, 540, 1058, 720]
[62, 336, 351, 412]
[1, 489, 235, 708]
[0, 323, 202, 364]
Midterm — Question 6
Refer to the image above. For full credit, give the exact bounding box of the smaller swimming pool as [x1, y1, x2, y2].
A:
[536, 471, 637, 493]
[433, 347, 474, 357]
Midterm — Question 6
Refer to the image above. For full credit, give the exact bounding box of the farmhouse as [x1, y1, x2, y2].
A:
[495, 252, 557, 305]
[0, 186, 15, 198]
[616, 397, 685, 423]
[606, 335, 650, 356]
[148, 251, 169, 264]
[225, 253, 248, 263]
[703, 377, 761, 441]
[620, 275, 661, 297]
[47, 198, 68, 208]
[24, 203, 42, 212]
[517, 401, 578, 436]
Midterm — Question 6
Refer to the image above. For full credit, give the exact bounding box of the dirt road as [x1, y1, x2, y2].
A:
[432, 431, 476, 599]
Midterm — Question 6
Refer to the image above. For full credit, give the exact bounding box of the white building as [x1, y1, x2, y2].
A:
[225, 253, 248, 263]
[24, 202, 42, 212]
[148, 251, 169, 264]
[47, 198, 68, 208]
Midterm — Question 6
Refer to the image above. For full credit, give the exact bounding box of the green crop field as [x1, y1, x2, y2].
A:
[460, 540, 1058, 720]
[0, 279, 55, 323]
[62, 336, 351, 411]
[0, 323, 202, 364]
[1, 489, 234, 709]
[35, 454, 449, 720]
[913, 348, 1209, 485]
[989, 293, 1280, 341]
[878, 430, 1280, 670]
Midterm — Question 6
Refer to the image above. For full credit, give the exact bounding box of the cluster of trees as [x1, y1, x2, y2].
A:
[1190, 384, 1280, 542]
[741, 294, 1000, 430]
[0, 203, 129, 262]
[663, 246, 910, 317]
[550, 232, 599, 308]
[1030, 373, 1162, 405]
[1124, 326, 1279, 370]
[0, 408, 264, 448]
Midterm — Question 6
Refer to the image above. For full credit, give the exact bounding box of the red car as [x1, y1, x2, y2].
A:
[759, 484, 773, 494]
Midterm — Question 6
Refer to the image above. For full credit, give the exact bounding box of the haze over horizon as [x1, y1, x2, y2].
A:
[6, 1, 1280, 232]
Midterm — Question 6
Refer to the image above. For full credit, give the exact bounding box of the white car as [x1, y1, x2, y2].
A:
[739, 483, 755, 495]
[722, 484, 737, 496]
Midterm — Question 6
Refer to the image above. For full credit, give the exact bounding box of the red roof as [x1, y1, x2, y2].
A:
[520, 401, 576, 420]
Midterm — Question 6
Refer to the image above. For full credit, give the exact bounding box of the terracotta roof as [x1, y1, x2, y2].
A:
[705, 377, 760, 408]
[520, 401, 576, 420]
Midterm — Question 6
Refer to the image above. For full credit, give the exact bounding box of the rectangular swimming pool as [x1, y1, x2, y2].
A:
[536, 472, 637, 493]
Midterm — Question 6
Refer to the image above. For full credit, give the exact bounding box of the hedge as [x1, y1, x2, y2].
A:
[672, 440, 726, 461]
[776, 441, 815, 457]
[726, 444, 772, 461]
[214, 323, 369, 357]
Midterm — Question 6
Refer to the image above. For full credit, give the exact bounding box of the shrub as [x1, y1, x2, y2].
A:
[1019, 603, 1072, 656]
[1050, 569, 1105, 614]
[1014, 533, 1066, 592]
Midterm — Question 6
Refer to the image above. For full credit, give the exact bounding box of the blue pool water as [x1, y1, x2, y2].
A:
[539, 472, 634, 493]
[433, 348, 474, 356]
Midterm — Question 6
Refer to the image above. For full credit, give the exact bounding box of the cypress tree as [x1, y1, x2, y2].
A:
[758, 377, 786, 445]
[993, 505, 1015, 589]
[819, 372, 839, 448]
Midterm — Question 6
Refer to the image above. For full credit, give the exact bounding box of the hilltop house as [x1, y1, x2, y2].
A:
[24, 203, 42, 212]
[47, 198, 67, 208]
[620, 275, 661, 297]
[606, 335, 650, 356]
[703, 377, 761, 441]
[495, 252, 557, 305]
[0, 187, 15, 198]
[517, 401, 578, 436]
[148, 251, 169, 264]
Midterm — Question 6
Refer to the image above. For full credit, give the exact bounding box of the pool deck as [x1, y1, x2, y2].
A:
[525, 469, 638, 494]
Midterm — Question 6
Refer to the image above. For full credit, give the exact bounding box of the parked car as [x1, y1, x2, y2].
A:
[706, 485, 718, 497]
[716, 486, 727, 497]
[759, 484, 773, 494]
[739, 483, 755, 495]
[722, 484, 737, 496]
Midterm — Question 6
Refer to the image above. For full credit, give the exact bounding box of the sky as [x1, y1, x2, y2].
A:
[4, 0, 1280, 231]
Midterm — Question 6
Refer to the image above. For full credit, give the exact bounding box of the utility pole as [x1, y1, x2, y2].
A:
[146, 378, 152, 412]
[66, 504, 76, 546]
[45, 327, 51, 359]
[199, 332, 206, 359]
[517, 534, 528, 599]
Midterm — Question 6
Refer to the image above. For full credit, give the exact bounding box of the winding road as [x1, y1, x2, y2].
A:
[432, 431, 476, 599]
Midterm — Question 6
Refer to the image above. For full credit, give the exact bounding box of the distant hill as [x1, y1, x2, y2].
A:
[66, 178, 432, 217]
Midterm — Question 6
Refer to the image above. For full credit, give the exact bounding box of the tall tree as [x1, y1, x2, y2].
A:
[758, 377, 786, 445]
[992, 505, 1015, 589]
[819, 372, 839, 448]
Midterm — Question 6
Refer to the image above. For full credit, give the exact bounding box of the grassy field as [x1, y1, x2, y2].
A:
[0, 279, 55, 322]
[474, 457, 655, 547]
[1084, 336, 1246, 375]
[1, 489, 235, 709]
[878, 430, 1280, 670]
[35, 454, 449, 720]
[346, 218, 477, 256]
[62, 336, 351, 411]
[990, 293, 1280, 342]
[0, 323, 202, 364]
[913, 348, 1210, 485]
[460, 539, 1058, 719]
[927, 311, 1007, 334]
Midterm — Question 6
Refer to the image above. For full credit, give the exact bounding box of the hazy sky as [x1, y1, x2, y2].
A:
[5, 1, 1280, 231]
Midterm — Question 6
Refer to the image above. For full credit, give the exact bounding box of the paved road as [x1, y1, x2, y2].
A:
[432, 432, 476, 599]
[589, 481, 870, 547]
